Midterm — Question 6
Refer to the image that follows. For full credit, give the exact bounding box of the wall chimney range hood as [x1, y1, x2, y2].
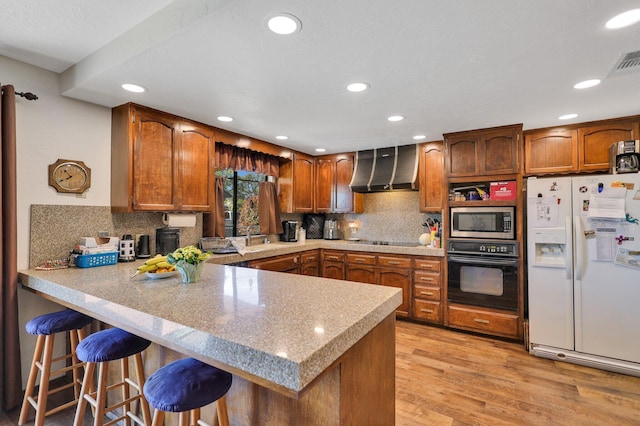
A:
[349, 144, 419, 193]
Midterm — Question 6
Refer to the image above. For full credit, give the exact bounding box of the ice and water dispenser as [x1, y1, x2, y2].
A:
[530, 227, 569, 268]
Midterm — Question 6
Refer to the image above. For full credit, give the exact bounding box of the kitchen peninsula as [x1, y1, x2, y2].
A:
[18, 261, 401, 425]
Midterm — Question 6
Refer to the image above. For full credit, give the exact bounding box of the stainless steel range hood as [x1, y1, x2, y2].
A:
[349, 144, 419, 193]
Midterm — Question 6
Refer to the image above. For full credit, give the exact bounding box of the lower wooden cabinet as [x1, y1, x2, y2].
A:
[321, 250, 345, 280]
[300, 250, 319, 276]
[345, 253, 376, 284]
[447, 304, 520, 339]
[248, 253, 300, 274]
[379, 267, 410, 318]
[412, 259, 443, 324]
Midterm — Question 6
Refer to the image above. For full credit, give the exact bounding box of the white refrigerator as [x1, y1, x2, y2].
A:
[527, 173, 640, 376]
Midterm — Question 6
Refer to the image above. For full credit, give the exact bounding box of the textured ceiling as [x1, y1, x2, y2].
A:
[1, 0, 640, 154]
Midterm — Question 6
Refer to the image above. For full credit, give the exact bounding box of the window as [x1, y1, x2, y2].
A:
[216, 169, 266, 237]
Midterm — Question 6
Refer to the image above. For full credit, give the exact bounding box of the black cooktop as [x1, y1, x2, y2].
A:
[351, 240, 419, 247]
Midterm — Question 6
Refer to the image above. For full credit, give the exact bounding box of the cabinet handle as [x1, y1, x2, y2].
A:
[473, 318, 490, 324]
[388, 261, 400, 265]
[420, 308, 434, 314]
[327, 256, 339, 260]
[420, 291, 434, 296]
[355, 258, 366, 262]
[294, 258, 298, 263]
[420, 277, 434, 283]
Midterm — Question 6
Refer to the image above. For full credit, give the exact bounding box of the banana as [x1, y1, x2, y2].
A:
[156, 261, 172, 269]
[131, 255, 171, 279]
[137, 263, 159, 273]
[144, 255, 167, 266]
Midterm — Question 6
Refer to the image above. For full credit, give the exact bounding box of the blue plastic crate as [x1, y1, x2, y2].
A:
[74, 252, 119, 268]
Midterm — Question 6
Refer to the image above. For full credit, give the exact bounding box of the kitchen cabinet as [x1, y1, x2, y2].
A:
[321, 250, 345, 280]
[524, 117, 640, 175]
[524, 128, 577, 174]
[345, 253, 377, 284]
[444, 124, 522, 178]
[111, 103, 214, 212]
[279, 153, 362, 214]
[412, 258, 443, 324]
[419, 141, 444, 212]
[248, 252, 300, 274]
[300, 250, 320, 276]
[447, 304, 520, 340]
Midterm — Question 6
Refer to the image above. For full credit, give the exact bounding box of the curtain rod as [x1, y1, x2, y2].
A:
[1, 87, 39, 101]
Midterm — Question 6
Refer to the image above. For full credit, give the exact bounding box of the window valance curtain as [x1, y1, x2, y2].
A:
[216, 142, 280, 177]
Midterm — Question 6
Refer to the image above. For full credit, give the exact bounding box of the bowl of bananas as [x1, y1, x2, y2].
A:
[131, 255, 177, 279]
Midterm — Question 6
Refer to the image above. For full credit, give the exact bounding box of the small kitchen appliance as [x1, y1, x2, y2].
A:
[136, 234, 151, 258]
[323, 219, 340, 240]
[156, 227, 180, 255]
[118, 234, 136, 262]
[280, 221, 298, 242]
[609, 140, 640, 174]
[302, 214, 325, 239]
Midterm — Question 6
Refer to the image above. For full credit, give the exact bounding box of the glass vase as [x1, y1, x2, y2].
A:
[175, 261, 204, 283]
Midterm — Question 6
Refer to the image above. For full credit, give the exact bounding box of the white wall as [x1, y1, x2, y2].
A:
[2, 55, 112, 386]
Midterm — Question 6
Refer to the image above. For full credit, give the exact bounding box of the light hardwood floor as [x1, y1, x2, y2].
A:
[4, 320, 639, 425]
[395, 320, 640, 426]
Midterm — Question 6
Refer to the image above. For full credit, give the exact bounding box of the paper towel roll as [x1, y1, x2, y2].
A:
[163, 213, 197, 227]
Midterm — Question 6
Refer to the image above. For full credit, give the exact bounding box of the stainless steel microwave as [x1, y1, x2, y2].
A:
[450, 206, 515, 239]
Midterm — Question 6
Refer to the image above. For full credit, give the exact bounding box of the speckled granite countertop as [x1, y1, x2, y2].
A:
[206, 239, 445, 265]
[18, 261, 401, 397]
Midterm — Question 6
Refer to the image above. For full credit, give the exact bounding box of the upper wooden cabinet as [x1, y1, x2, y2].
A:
[444, 124, 522, 178]
[419, 141, 444, 212]
[111, 103, 214, 212]
[524, 117, 640, 175]
[524, 128, 578, 174]
[279, 152, 362, 214]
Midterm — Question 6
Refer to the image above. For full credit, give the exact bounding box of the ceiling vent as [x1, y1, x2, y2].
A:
[608, 50, 640, 78]
[349, 144, 419, 193]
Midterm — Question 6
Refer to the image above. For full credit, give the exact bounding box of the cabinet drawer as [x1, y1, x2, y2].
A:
[413, 300, 441, 322]
[414, 258, 441, 272]
[301, 251, 319, 264]
[346, 253, 376, 265]
[377, 255, 411, 269]
[448, 305, 519, 339]
[414, 271, 441, 287]
[413, 284, 440, 301]
[322, 250, 345, 262]
[249, 254, 299, 272]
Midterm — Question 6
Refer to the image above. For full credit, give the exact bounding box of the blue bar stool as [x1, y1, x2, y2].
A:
[73, 327, 153, 426]
[143, 357, 232, 426]
[19, 308, 94, 426]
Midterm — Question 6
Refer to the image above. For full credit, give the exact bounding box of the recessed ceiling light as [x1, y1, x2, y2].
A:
[605, 9, 640, 29]
[267, 13, 302, 35]
[217, 116, 233, 122]
[558, 113, 578, 120]
[315, 148, 326, 153]
[574, 79, 601, 89]
[276, 135, 288, 140]
[413, 135, 426, 140]
[121, 83, 145, 93]
[387, 115, 404, 122]
[346, 82, 370, 93]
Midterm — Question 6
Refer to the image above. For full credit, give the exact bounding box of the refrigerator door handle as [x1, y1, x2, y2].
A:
[574, 215, 586, 281]
[565, 216, 572, 280]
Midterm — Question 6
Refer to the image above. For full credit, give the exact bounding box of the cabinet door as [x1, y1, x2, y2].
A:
[378, 267, 411, 317]
[346, 264, 377, 284]
[177, 123, 214, 211]
[315, 157, 334, 212]
[446, 134, 479, 177]
[524, 128, 578, 174]
[132, 109, 177, 211]
[419, 141, 444, 212]
[293, 153, 315, 212]
[482, 127, 520, 175]
[578, 120, 640, 171]
[334, 155, 357, 213]
[322, 261, 345, 280]
[249, 253, 300, 273]
[301, 250, 319, 276]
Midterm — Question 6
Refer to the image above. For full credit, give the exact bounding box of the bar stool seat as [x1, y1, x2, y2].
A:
[74, 327, 152, 426]
[19, 309, 93, 426]
[144, 358, 232, 426]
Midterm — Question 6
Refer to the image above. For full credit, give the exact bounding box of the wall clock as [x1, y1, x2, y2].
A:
[48, 159, 91, 193]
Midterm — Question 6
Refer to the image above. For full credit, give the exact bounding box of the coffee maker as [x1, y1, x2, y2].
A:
[156, 227, 180, 255]
[280, 221, 298, 242]
[610, 140, 640, 174]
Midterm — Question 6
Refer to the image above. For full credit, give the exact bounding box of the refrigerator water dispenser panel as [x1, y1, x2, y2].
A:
[531, 227, 568, 268]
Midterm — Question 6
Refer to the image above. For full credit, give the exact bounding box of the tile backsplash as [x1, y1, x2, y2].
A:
[29, 205, 202, 268]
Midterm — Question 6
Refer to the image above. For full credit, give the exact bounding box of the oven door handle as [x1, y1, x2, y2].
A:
[448, 254, 518, 267]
